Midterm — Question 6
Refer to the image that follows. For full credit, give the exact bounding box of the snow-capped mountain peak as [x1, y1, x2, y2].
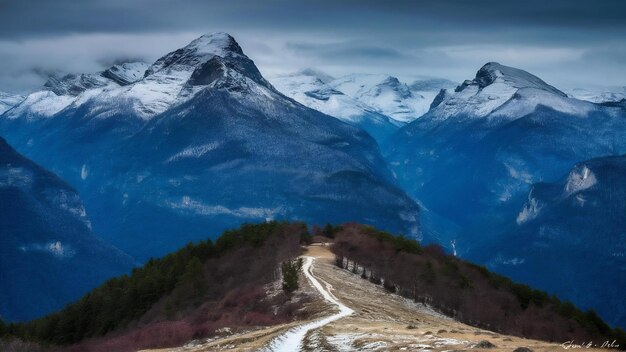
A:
[427, 62, 587, 122]
[145, 32, 244, 77]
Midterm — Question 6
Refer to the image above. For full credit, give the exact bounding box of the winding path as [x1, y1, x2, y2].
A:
[262, 256, 354, 352]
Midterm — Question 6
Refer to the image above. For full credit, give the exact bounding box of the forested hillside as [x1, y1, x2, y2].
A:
[1, 222, 311, 352]
[330, 223, 626, 345]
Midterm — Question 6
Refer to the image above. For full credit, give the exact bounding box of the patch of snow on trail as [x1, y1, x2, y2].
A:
[262, 256, 354, 352]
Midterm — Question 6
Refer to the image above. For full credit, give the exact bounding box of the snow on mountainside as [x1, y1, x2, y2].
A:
[424, 62, 591, 123]
[0, 137, 134, 321]
[0, 92, 24, 114]
[270, 70, 399, 141]
[3, 61, 149, 119]
[328, 74, 436, 123]
[0, 33, 421, 262]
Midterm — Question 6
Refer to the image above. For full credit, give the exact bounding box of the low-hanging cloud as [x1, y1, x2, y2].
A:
[0, 0, 624, 93]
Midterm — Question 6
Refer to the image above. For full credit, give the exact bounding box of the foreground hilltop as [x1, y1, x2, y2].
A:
[2, 222, 622, 351]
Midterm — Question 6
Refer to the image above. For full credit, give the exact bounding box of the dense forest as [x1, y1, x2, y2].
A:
[329, 223, 626, 346]
[0, 221, 311, 352]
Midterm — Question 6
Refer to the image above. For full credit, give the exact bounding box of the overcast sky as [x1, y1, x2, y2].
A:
[0, 0, 625, 94]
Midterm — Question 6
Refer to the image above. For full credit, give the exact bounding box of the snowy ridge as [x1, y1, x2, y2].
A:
[43, 73, 114, 96]
[102, 62, 149, 85]
[272, 71, 455, 125]
[566, 86, 626, 104]
[326, 74, 434, 123]
[4, 90, 76, 119]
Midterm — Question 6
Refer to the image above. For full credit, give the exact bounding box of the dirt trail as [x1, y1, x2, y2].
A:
[140, 244, 606, 351]
[260, 256, 353, 351]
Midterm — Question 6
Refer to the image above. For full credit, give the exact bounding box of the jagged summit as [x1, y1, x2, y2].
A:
[137, 32, 270, 104]
[472, 62, 566, 96]
[43, 73, 112, 96]
[145, 32, 245, 76]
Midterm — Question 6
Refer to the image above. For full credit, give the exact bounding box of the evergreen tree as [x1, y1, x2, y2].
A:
[282, 258, 303, 293]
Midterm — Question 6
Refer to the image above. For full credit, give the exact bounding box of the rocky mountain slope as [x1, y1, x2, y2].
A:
[473, 155, 626, 328]
[0, 137, 134, 321]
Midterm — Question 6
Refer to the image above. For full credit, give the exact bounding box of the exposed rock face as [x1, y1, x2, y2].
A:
[476, 155, 626, 328]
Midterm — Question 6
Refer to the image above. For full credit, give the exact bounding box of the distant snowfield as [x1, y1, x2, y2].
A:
[262, 256, 354, 352]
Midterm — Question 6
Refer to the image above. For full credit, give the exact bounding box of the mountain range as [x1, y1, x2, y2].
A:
[271, 70, 455, 141]
[0, 33, 420, 264]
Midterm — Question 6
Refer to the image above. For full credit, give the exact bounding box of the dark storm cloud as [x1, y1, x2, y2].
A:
[0, 0, 624, 93]
[2, 0, 625, 38]
[286, 42, 414, 62]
